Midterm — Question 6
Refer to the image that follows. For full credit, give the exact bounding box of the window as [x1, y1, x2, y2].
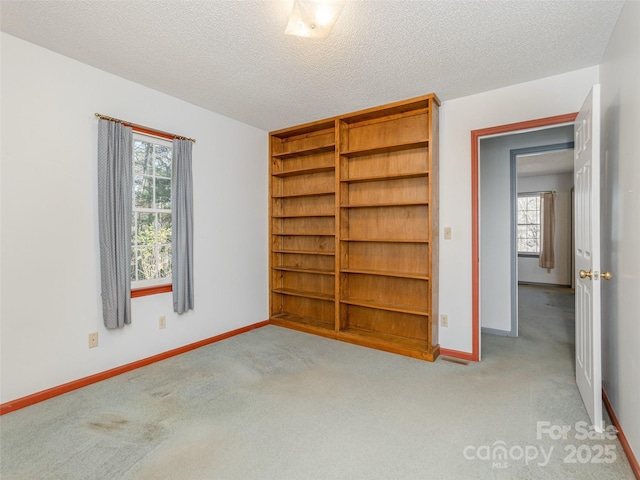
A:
[517, 194, 540, 255]
[131, 133, 172, 288]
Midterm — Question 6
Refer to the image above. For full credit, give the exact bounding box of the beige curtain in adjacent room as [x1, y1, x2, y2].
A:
[539, 192, 555, 269]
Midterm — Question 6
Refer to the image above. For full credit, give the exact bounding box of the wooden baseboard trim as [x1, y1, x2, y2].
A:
[440, 348, 478, 362]
[0, 320, 270, 416]
[517, 281, 572, 288]
[603, 388, 640, 479]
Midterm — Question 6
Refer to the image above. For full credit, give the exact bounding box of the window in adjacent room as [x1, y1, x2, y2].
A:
[131, 133, 172, 288]
[517, 194, 540, 256]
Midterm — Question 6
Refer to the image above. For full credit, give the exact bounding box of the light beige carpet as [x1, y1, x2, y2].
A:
[0, 285, 634, 479]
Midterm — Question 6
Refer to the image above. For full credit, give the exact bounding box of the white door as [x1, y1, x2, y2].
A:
[574, 85, 602, 432]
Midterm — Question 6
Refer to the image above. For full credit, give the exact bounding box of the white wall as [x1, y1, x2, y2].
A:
[600, 0, 640, 463]
[517, 172, 573, 286]
[439, 66, 599, 352]
[478, 127, 574, 333]
[0, 34, 268, 403]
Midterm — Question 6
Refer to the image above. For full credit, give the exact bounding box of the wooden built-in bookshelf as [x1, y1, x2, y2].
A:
[269, 95, 439, 361]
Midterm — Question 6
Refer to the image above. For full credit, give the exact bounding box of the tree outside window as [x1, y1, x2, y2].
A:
[131, 134, 172, 287]
[517, 194, 540, 254]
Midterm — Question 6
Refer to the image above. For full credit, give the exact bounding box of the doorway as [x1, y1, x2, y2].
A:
[470, 113, 578, 360]
[480, 128, 575, 338]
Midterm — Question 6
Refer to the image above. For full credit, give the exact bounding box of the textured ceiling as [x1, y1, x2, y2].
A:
[0, 0, 624, 131]
[518, 149, 574, 177]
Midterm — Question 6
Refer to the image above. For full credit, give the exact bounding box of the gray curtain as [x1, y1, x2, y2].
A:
[172, 139, 194, 314]
[98, 119, 133, 328]
[539, 192, 555, 269]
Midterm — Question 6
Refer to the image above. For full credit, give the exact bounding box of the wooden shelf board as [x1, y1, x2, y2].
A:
[340, 98, 432, 124]
[272, 288, 334, 302]
[340, 140, 428, 157]
[271, 119, 335, 138]
[271, 313, 337, 339]
[341, 238, 429, 244]
[340, 269, 428, 280]
[337, 327, 438, 361]
[340, 201, 429, 208]
[272, 249, 335, 256]
[272, 232, 335, 236]
[274, 266, 335, 275]
[272, 214, 335, 218]
[272, 165, 335, 177]
[272, 144, 335, 160]
[341, 298, 428, 316]
[341, 171, 428, 183]
[272, 191, 334, 199]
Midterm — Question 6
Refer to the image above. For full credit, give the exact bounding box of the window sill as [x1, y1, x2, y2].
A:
[518, 253, 540, 258]
[131, 284, 172, 298]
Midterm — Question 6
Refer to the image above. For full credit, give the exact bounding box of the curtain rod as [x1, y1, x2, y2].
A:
[518, 191, 556, 196]
[94, 113, 196, 143]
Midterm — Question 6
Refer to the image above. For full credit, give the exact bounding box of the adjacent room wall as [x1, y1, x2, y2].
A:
[0, 33, 269, 403]
[600, 0, 640, 464]
[437, 63, 598, 352]
[517, 172, 573, 286]
[478, 127, 574, 333]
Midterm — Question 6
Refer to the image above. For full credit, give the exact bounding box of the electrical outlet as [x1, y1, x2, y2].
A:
[88, 332, 98, 348]
[440, 314, 449, 328]
[159, 316, 166, 330]
[444, 227, 452, 240]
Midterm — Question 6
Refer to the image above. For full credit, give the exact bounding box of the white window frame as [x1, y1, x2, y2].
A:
[517, 193, 541, 256]
[131, 133, 173, 289]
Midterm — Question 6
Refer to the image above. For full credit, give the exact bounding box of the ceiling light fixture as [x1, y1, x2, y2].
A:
[285, 0, 345, 39]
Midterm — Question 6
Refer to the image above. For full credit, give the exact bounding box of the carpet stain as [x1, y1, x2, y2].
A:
[151, 390, 173, 398]
[88, 413, 166, 444]
[89, 413, 129, 431]
[122, 423, 232, 480]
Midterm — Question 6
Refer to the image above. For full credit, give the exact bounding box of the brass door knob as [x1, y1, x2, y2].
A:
[601, 271, 613, 280]
[579, 269, 593, 279]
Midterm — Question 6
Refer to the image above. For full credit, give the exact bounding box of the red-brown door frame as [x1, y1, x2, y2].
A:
[469, 113, 578, 361]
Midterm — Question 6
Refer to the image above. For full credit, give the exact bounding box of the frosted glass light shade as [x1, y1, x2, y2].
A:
[285, 0, 345, 39]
